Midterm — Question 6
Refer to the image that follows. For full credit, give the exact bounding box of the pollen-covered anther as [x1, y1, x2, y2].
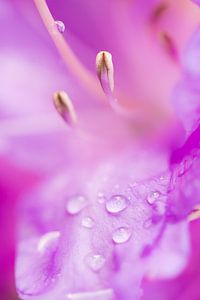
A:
[188, 205, 200, 222]
[96, 51, 114, 95]
[53, 91, 77, 126]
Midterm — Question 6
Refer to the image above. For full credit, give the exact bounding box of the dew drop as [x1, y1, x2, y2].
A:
[112, 227, 132, 244]
[37, 231, 60, 253]
[147, 191, 160, 205]
[66, 195, 87, 215]
[85, 253, 106, 272]
[54, 20, 65, 33]
[97, 192, 106, 204]
[81, 217, 95, 229]
[106, 194, 129, 214]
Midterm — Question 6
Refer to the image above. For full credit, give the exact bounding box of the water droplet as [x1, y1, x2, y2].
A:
[81, 217, 95, 229]
[112, 227, 132, 244]
[66, 195, 87, 215]
[54, 20, 65, 33]
[97, 192, 106, 204]
[147, 191, 160, 205]
[106, 194, 129, 214]
[85, 253, 105, 272]
[37, 231, 60, 253]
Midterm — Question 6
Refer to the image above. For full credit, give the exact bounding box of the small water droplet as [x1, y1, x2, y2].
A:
[81, 217, 95, 229]
[54, 20, 65, 33]
[85, 253, 105, 272]
[97, 192, 106, 204]
[147, 191, 160, 205]
[112, 227, 132, 244]
[66, 195, 87, 215]
[37, 231, 60, 253]
[106, 194, 129, 214]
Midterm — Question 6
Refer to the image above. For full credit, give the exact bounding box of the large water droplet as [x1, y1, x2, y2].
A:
[112, 227, 132, 244]
[85, 253, 105, 272]
[66, 195, 87, 215]
[81, 217, 95, 229]
[147, 191, 160, 205]
[54, 20, 65, 33]
[37, 231, 60, 253]
[106, 194, 129, 214]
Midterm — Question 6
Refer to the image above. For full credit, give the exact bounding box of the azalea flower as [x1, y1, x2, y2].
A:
[1, 0, 200, 299]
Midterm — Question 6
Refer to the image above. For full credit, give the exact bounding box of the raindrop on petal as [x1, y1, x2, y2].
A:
[85, 253, 106, 272]
[81, 217, 95, 229]
[97, 192, 106, 204]
[66, 195, 87, 215]
[147, 191, 160, 205]
[112, 227, 132, 244]
[106, 194, 129, 214]
[54, 20, 65, 33]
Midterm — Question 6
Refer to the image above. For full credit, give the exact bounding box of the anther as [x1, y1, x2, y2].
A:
[53, 91, 77, 126]
[96, 51, 114, 96]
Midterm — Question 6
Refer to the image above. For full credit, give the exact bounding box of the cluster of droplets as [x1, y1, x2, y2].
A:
[104, 194, 132, 243]
[63, 192, 134, 273]
[36, 178, 168, 277]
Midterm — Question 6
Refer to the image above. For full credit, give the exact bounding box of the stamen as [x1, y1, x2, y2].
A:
[96, 51, 114, 95]
[96, 51, 138, 117]
[96, 51, 119, 108]
[53, 91, 77, 126]
[33, 0, 102, 97]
